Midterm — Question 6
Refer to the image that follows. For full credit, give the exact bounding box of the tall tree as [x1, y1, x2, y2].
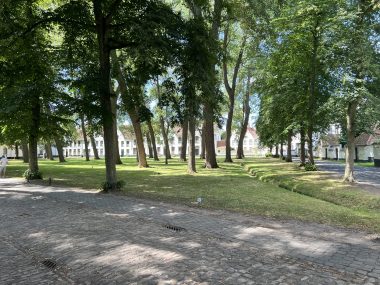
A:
[222, 22, 246, 162]
[185, 0, 224, 169]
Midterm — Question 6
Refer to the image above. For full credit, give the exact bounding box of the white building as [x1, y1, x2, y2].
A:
[216, 127, 268, 156]
[63, 126, 222, 158]
[316, 127, 380, 162]
[64, 128, 137, 157]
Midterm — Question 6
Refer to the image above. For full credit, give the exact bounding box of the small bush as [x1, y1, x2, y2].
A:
[23, 169, 43, 180]
[304, 162, 318, 171]
[101, 180, 125, 192]
[265, 153, 272, 157]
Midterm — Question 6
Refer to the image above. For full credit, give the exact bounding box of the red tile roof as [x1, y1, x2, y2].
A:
[217, 141, 226, 148]
[247, 127, 258, 139]
[354, 133, 376, 146]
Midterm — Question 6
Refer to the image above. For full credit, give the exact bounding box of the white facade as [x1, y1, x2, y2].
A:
[316, 127, 379, 162]
[63, 127, 220, 158]
[217, 128, 268, 156]
[64, 129, 137, 157]
[0, 145, 55, 158]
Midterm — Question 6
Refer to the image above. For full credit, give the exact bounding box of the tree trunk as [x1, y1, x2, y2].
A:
[130, 111, 148, 168]
[22, 143, 29, 163]
[94, 1, 117, 190]
[54, 136, 66, 163]
[201, 0, 222, 169]
[203, 104, 218, 168]
[80, 114, 90, 161]
[28, 95, 40, 175]
[275, 145, 279, 157]
[29, 135, 39, 175]
[307, 126, 314, 164]
[180, 117, 188, 161]
[236, 75, 251, 159]
[306, 27, 319, 165]
[343, 100, 358, 182]
[15, 144, 19, 159]
[285, 131, 293, 162]
[146, 132, 153, 159]
[300, 127, 306, 166]
[89, 134, 100, 160]
[45, 143, 54, 160]
[112, 51, 147, 168]
[185, 0, 221, 167]
[160, 116, 171, 160]
[280, 141, 284, 158]
[223, 25, 246, 163]
[225, 101, 234, 162]
[188, 116, 196, 173]
[114, 133, 122, 164]
[147, 119, 159, 161]
[200, 124, 205, 159]
[111, 95, 122, 165]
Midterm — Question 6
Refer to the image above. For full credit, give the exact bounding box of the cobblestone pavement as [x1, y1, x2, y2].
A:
[316, 160, 380, 190]
[1, 178, 380, 284]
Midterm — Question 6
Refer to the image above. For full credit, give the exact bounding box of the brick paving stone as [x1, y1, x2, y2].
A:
[0, 178, 379, 284]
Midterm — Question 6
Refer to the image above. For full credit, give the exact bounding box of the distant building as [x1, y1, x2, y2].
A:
[316, 127, 380, 162]
[216, 127, 268, 156]
[62, 126, 222, 158]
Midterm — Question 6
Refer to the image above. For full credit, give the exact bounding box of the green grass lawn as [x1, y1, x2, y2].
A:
[245, 158, 380, 211]
[5, 157, 380, 233]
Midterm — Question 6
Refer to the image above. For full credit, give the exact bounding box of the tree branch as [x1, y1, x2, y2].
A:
[231, 36, 247, 93]
[107, 38, 138, 50]
[222, 24, 232, 97]
[105, 0, 123, 25]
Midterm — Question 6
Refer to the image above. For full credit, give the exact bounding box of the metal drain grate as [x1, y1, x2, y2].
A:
[164, 224, 186, 232]
[41, 259, 58, 270]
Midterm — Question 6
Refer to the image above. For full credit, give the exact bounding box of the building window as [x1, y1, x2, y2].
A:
[171, 147, 175, 152]
[195, 136, 200, 143]
[100, 141, 103, 147]
[126, 141, 130, 145]
[96, 141, 99, 147]
[121, 141, 125, 147]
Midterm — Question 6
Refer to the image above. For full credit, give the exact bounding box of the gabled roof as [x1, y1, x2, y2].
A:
[217, 141, 226, 148]
[119, 125, 135, 140]
[246, 127, 258, 139]
[320, 134, 340, 147]
[354, 133, 379, 146]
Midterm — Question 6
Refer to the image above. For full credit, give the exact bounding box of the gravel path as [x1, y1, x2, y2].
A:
[1, 178, 379, 284]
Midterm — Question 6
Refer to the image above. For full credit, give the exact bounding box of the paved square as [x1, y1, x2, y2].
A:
[0, 178, 379, 284]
